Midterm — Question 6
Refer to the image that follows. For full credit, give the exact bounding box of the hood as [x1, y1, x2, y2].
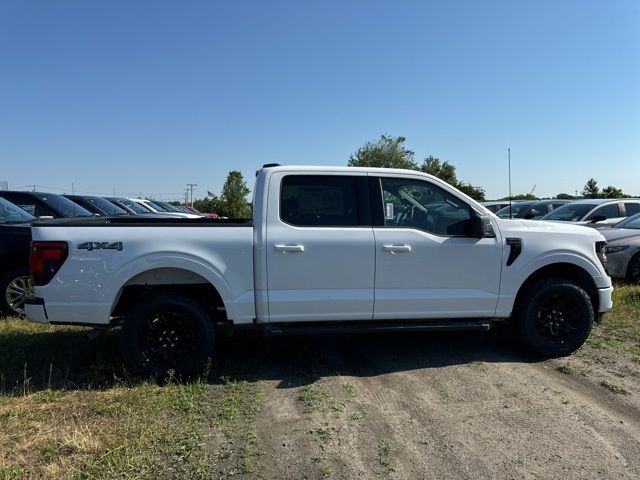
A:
[497, 218, 604, 238]
[598, 227, 640, 242]
[606, 233, 640, 246]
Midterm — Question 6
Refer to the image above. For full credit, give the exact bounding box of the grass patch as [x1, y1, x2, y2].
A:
[0, 317, 214, 479]
[556, 363, 572, 375]
[215, 378, 264, 476]
[600, 380, 629, 395]
[588, 284, 640, 356]
[299, 384, 330, 413]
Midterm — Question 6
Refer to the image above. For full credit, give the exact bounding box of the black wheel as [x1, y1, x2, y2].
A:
[627, 253, 640, 284]
[0, 266, 34, 317]
[120, 295, 214, 378]
[514, 278, 593, 357]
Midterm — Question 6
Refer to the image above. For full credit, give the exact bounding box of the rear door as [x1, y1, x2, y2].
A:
[371, 175, 503, 319]
[265, 172, 375, 322]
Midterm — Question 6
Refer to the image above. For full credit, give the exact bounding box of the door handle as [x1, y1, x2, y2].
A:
[274, 244, 305, 253]
[383, 244, 412, 253]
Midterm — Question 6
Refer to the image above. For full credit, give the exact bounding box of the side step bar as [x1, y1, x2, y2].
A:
[264, 319, 492, 336]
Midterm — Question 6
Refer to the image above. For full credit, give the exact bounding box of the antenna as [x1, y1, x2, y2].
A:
[508, 148, 512, 218]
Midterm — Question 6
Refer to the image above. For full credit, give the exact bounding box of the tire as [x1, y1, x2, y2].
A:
[0, 266, 33, 317]
[120, 295, 214, 378]
[627, 253, 640, 285]
[514, 278, 593, 357]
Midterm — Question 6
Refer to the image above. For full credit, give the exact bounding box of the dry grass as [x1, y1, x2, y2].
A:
[588, 284, 640, 357]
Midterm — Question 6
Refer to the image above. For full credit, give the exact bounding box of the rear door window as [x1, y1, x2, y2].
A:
[280, 175, 359, 227]
[587, 203, 620, 220]
[624, 202, 640, 216]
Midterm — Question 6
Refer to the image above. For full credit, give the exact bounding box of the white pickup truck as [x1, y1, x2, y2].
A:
[25, 165, 613, 377]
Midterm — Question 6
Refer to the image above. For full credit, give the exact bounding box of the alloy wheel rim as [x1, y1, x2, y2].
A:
[138, 312, 198, 369]
[5, 275, 34, 315]
[535, 293, 581, 344]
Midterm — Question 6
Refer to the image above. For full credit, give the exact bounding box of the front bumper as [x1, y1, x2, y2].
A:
[598, 286, 614, 313]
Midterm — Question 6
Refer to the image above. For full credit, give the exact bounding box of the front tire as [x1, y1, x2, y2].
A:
[120, 295, 214, 378]
[627, 253, 640, 284]
[514, 278, 593, 357]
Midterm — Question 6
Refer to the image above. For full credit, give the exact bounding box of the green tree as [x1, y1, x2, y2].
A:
[601, 185, 625, 198]
[501, 193, 539, 201]
[419, 156, 458, 185]
[456, 182, 486, 201]
[556, 193, 575, 200]
[581, 178, 600, 199]
[193, 197, 224, 214]
[348, 135, 417, 170]
[219, 171, 252, 218]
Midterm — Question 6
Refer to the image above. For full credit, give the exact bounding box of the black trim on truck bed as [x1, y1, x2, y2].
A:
[34, 217, 253, 227]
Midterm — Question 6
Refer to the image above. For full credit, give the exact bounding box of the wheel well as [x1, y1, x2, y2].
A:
[0, 253, 30, 274]
[513, 263, 599, 314]
[111, 268, 226, 322]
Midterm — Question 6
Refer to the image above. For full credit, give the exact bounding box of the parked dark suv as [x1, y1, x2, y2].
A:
[0, 197, 34, 316]
[0, 191, 93, 218]
[64, 195, 130, 216]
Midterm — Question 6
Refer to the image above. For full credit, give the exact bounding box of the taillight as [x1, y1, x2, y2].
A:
[595, 241, 607, 270]
[30, 241, 68, 286]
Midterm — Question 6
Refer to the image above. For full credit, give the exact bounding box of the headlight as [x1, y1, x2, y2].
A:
[605, 245, 629, 254]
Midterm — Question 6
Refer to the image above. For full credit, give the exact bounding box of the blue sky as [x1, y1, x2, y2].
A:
[1, 0, 638, 201]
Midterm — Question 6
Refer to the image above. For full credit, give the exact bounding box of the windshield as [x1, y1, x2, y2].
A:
[495, 202, 536, 218]
[117, 198, 152, 213]
[154, 201, 184, 213]
[84, 197, 128, 215]
[542, 203, 596, 221]
[0, 197, 35, 223]
[143, 200, 168, 212]
[614, 212, 640, 229]
[35, 193, 93, 217]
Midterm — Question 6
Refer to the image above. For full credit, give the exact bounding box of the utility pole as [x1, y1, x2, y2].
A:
[508, 148, 512, 218]
[186, 183, 197, 207]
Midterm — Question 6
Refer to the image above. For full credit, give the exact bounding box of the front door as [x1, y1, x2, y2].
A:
[372, 176, 503, 319]
[266, 173, 375, 322]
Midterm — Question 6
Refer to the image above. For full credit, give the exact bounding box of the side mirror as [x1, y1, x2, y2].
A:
[523, 213, 535, 219]
[591, 214, 607, 223]
[471, 214, 496, 238]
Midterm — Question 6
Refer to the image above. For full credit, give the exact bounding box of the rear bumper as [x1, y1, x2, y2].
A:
[598, 286, 614, 313]
[24, 298, 48, 324]
[24, 297, 111, 326]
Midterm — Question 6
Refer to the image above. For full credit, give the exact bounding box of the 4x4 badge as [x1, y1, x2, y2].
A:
[77, 242, 123, 251]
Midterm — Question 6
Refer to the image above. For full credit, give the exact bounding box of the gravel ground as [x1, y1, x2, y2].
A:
[211, 330, 640, 480]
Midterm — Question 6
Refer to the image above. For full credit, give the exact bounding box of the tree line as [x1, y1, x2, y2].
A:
[187, 134, 634, 216]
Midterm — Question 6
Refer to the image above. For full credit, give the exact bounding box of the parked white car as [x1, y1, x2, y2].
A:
[541, 199, 640, 228]
[127, 198, 200, 218]
[26, 165, 612, 377]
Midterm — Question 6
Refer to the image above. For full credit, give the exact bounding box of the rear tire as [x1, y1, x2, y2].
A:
[0, 266, 33, 317]
[514, 278, 593, 357]
[120, 295, 214, 378]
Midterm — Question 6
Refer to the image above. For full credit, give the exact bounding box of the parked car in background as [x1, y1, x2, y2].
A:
[64, 195, 130, 216]
[0, 197, 34, 315]
[513, 199, 572, 219]
[481, 201, 516, 213]
[183, 205, 219, 218]
[0, 191, 94, 218]
[597, 213, 640, 283]
[104, 197, 156, 215]
[604, 235, 640, 284]
[494, 201, 537, 219]
[541, 199, 640, 228]
[127, 198, 201, 218]
[153, 200, 204, 217]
